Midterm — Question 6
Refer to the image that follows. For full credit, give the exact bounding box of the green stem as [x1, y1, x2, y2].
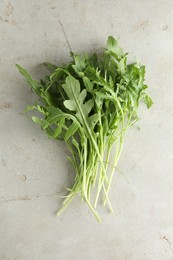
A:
[86, 148, 97, 200]
[83, 140, 87, 193]
[57, 193, 76, 216]
[94, 128, 112, 208]
[84, 194, 101, 222]
[103, 134, 125, 205]
[102, 182, 113, 212]
[103, 111, 135, 205]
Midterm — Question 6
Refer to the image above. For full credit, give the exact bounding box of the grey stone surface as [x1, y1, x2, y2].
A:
[0, 0, 173, 259]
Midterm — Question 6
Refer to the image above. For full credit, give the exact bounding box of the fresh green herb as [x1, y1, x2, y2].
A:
[16, 36, 153, 222]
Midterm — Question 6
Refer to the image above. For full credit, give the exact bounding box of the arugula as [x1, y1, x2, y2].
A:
[16, 36, 153, 222]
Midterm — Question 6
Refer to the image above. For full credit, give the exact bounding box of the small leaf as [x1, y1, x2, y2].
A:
[106, 36, 124, 60]
[95, 92, 113, 100]
[144, 95, 153, 108]
[64, 121, 79, 141]
[53, 126, 62, 138]
[83, 77, 94, 93]
[36, 105, 47, 114]
[25, 105, 37, 112]
[46, 127, 54, 138]
[46, 107, 66, 123]
[117, 56, 127, 74]
[53, 117, 65, 138]
[109, 76, 114, 88]
[84, 67, 99, 82]
[89, 53, 98, 68]
[50, 68, 67, 81]
[32, 116, 41, 124]
[107, 36, 117, 51]
[16, 64, 42, 96]
[32, 116, 49, 129]
[46, 106, 77, 124]
[43, 62, 57, 71]
[72, 55, 86, 73]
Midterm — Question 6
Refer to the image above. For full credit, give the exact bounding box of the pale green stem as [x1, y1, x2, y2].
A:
[102, 182, 113, 212]
[103, 111, 135, 205]
[104, 134, 125, 203]
[57, 193, 76, 216]
[83, 141, 87, 194]
[85, 195, 101, 222]
[94, 124, 104, 208]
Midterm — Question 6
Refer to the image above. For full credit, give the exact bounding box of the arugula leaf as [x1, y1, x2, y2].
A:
[144, 94, 153, 108]
[106, 36, 124, 60]
[16, 64, 42, 96]
[64, 121, 79, 141]
[62, 76, 94, 123]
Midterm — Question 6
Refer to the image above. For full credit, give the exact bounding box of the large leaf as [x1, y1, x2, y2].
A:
[62, 76, 94, 124]
[62, 76, 104, 162]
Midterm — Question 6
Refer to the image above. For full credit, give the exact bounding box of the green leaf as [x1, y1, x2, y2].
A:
[32, 116, 49, 129]
[46, 127, 54, 138]
[46, 106, 78, 125]
[84, 67, 99, 82]
[117, 56, 127, 74]
[64, 121, 79, 141]
[62, 76, 94, 123]
[53, 126, 62, 138]
[43, 62, 57, 71]
[25, 105, 37, 112]
[63, 76, 80, 100]
[53, 117, 65, 138]
[16, 64, 42, 96]
[88, 114, 99, 128]
[106, 36, 124, 60]
[25, 105, 47, 115]
[72, 55, 86, 73]
[46, 107, 66, 123]
[83, 77, 94, 93]
[95, 92, 114, 100]
[82, 99, 94, 116]
[89, 53, 98, 68]
[144, 95, 153, 108]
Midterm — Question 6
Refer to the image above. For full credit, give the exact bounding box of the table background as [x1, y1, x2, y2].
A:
[0, 0, 173, 259]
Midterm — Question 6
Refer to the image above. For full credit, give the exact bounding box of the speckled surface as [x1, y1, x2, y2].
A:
[0, 0, 173, 259]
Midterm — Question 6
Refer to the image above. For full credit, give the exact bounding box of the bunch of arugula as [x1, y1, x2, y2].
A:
[16, 36, 153, 222]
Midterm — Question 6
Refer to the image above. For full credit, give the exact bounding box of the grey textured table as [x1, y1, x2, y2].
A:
[0, 0, 173, 259]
